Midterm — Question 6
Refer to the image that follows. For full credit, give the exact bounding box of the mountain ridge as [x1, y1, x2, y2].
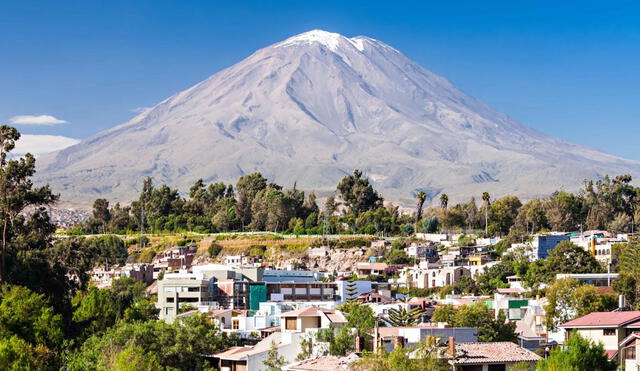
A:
[35, 29, 640, 206]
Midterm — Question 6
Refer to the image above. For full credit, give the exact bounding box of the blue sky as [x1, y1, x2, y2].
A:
[1, 1, 639, 158]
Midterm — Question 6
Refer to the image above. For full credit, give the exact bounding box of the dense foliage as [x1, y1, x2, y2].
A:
[431, 303, 517, 342]
[537, 332, 616, 371]
[72, 169, 413, 235]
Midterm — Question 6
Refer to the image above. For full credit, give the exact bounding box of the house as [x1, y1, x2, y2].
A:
[511, 234, 569, 260]
[449, 341, 541, 370]
[556, 273, 619, 287]
[415, 266, 471, 289]
[355, 262, 388, 277]
[214, 332, 301, 371]
[405, 242, 438, 261]
[214, 307, 344, 370]
[488, 289, 529, 321]
[375, 325, 477, 352]
[154, 245, 197, 269]
[415, 233, 448, 242]
[266, 281, 337, 302]
[619, 332, 640, 370]
[514, 300, 549, 351]
[156, 273, 217, 322]
[356, 291, 393, 304]
[279, 306, 346, 333]
[560, 311, 640, 361]
[506, 275, 524, 290]
[224, 255, 261, 266]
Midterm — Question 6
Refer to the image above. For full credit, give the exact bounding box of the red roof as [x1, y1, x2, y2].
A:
[561, 311, 640, 328]
[604, 350, 618, 360]
[450, 342, 541, 365]
[619, 331, 640, 347]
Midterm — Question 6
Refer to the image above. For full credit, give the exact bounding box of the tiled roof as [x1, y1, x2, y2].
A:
[604, 350, 618, 360]
[451, 342, 541, 365]
[561, 311, 640, 328]
[619, 331, 640, 347]
[209, 309, 233, 317]
[280, 306, 339, 318]
[213, 346, 254, 360]
[289, 353, 360, 370]
[326, 312, 347, 324]
[176, 309, 199, 317]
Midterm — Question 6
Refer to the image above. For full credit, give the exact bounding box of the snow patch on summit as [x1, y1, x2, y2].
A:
[279, 29, 365, 52]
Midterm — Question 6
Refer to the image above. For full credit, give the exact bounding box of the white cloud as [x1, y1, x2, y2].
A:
[9, 114, 68, 125]
[12, 134, 80, 156]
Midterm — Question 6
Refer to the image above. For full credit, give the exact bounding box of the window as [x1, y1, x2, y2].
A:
[188, 287, 201, 292]
[178, 297, 199, 303]
[603, 328, 616, 336]
[625, 346, 637, 360]
[166, 297, 174, 303]
[232, 319, 239, 330]
[285, 317, 297, 330]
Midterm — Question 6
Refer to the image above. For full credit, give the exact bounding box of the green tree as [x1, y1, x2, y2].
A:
[537, 332, 616, 371]
[345, 304, 376, 331]
[110, 277, 147, 316]
[114, 343, 161, 371]
[66, 314, 232, 370]
[263, 341, 285, 371]
[545, 278, 617, 331]
[415, 191, 426, 225]
[318, 325, 353, 356]
[451, 303, 517, 342]
[421, 216, 439, 233]
[336, 169, 383, 216]
[72, 287, 118, 336]
[489, 196, 522, 235]
[235, 172, 267, 229]
[0, 335, 46, 370]
[387, 307, 426, 327]
[91, 198, 111, 230]
[0, 284, 63, 350]
[527, 241, 603, 285]
[0, 125, 58, 282]
[482, 192, 491, 235]
[431, 304, 456, 324]
[345, 281, 358, 302]
[351, 342, 449, 371]
[439, 193, 448, 209]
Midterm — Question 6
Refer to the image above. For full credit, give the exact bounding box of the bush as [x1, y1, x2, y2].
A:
[208, 242, 223, 258]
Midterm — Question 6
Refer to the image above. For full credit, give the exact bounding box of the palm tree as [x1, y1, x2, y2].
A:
[439, 193, 448, 209]
[415, 191, 426, 225]
[482, 192, 491, 235]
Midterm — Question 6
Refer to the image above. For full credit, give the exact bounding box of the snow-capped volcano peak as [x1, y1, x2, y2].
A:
[278, 29, 365, 51]
[36, 30, 640, 205]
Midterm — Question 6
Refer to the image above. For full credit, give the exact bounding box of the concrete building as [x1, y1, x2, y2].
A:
[376, 325, 477, 352]
[157, 273, 217, 322]
[511, 234, 569, 260]
[556, 273, 619, 287]
[355, 262, 388, 277]
[416, 266, 471, 289]
[267, 282, 337, 302]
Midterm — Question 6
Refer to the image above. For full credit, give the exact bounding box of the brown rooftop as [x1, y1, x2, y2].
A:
[561, 311, 640, 328]
[451, 342, 541, 365]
